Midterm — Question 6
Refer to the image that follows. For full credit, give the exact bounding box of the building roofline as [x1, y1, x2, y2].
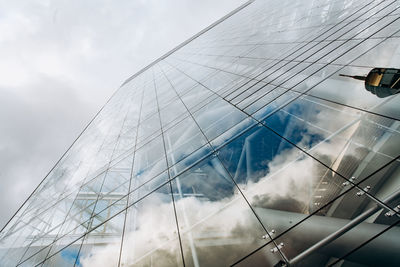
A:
[120, 0, 255, 87]
[0, 0, 255, 234]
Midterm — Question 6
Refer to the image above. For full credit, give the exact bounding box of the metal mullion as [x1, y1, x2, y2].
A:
[8, 130, 120, 240]
[173, 3, 355, 99]
[165, 58, 271, 100]
[288, 188, 400, 266]
[173, 36, 397, 69]
[228, 0, 387, 105]
[250, 24, 400, 125]
[236, 0, 396, 109]
[167, 54, 400, 261]
[170, 55, 400, 122]
[169, 56, 281, 99]
[13, 166, 96, 265]
[158, 63, 289, 264]
[35, 178, 173, 267]
[0, 75, 132, 237]
[16, 187, 83, 265]
[170, 46, 268, 89]
[298, 89, 400, 122]
[17, 103, 137, 266]
[71, 83, 140, 267]
[327, 220, 400, 266]
[152, 69, 186, 267]
[206, 0, 378, 102]
[196, 3, 356, 47]
[170, 57, 400, 221]
[18, 88, 137, 266]
[117, 80, 146, 266]
[38, 88, 134, 266]
[238, 2, 399, 113]
[231, 154, 400, 266]
[28, 150, 400, 266]
[30, 113, 192, 266]
[33, 163, 165, 265]
[121, 0, 255, 87]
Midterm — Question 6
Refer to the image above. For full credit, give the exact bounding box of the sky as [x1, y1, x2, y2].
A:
[0, 0, 245, 229]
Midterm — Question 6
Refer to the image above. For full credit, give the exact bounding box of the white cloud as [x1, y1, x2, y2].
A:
[78, 143, 325, 266]
[0, 0, 246, 229]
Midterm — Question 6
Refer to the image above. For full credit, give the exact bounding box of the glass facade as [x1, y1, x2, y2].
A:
[1, 0, 400, 266]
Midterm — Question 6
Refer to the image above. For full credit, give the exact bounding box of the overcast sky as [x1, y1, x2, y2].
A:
[0, 0, 245, 229]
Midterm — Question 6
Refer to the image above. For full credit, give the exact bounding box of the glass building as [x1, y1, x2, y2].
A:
[1, 0, 400, 266]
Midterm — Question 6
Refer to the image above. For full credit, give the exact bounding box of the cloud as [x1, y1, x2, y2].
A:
[75, 81, 375, 265]
[0, 75, 92, 228]
[78, 143, 324, 266]
[79, 191, 268, 267]
[54, 93, 380, 266]
[0, 0, 245, 230]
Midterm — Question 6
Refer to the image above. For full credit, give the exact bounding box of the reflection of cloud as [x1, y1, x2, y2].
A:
[29, 102, 368, 266]
[80, 188, 269, 266]
[78, 119, 354, 266]
[80, 197, 180, 266]
[80, 242, 121, 267]
[252, 195, 304, 213]
[42, 82, 374, 266]
[80, 145, 321, 266]
[243, 148, 317, 213]
[0, 0, 245, 230]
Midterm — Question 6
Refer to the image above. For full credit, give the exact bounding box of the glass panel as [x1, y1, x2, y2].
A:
[168, 144, 213, 179]
[133, 135, 167, 180]
[217, 124, 352, 236]
[274, 186, 400, 266]
[40, 238, 83, 267]
[357, 158, 400, 205]
[128, 171, 169, 205]
[180, 84, 214, 112]
[308, 66, 400, 120]
[193, 97, 247, 141]
[119, 184, 184, 267]
[232, 245, 287, 267]
[90, 197, 127, 231]
[201, 70, 245, 95]
[263, 94, 400, 180]
[16, 202, 73, 264]
[164, 116, 208, 167]
[330, 221, 400, 267]
[210, 116, 257, 150]
[2, 0, 399, 266]
[358, 36, 400, 60]
[77, 212, 125, 266]
[171, 155, 281, 266]
[159, 98, 188, 128]
[247, 87, 299, 117]
[160, 65, 197, 96]
[0, 224, 45, 266]
[137, 112, 161, 144]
